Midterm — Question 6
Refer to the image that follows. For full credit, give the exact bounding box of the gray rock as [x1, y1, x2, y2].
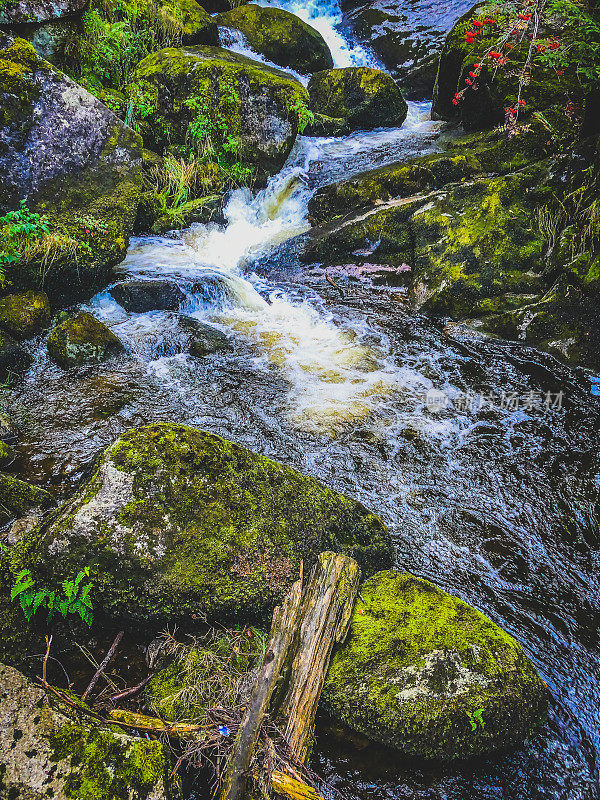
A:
[0, 38, 143, 299]
[0, 329, 33, 382]
[0, 0, 87, 25]
[178, 314, 232, 356]
[47, 311, 125, 368]
[111, 280, 188, 313]
[0, 662, 179, 799]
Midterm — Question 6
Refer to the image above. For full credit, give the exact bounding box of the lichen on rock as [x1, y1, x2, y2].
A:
[0, 661, 179, 799]
[323, 570, 548, 761]
[14, 422, 392, 624]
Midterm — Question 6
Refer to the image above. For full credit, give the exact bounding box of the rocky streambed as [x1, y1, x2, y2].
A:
[1, 0, 600, 797]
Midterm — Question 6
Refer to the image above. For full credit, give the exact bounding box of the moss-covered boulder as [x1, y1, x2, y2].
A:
[432, 2, 582, 131]
[150, 0, 218, 45]
[14, 423, 392, 623]
[308, 150, 482, 224]
[217, 4, 333, 74]
[0, 472, 54, 524]
[47, 311, 125, 368]
[308, 67, 408, 131]
[323, 571, 547, 761]
[0, 662, 179, 799]
[0, 290, 50, 339]
[128, 45, 308, 180]
[0, 38, 143, 300]
[307, 164, 548, 317]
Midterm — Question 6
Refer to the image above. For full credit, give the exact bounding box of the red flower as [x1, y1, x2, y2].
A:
[490, 51, 502, 58]
[452, 98, 459, 105]
[469, 71, 476, 78]
[506, 43, 514, 49]
[518, 12, 531, 19]
[473, 19, 483, 27]
[474, 62, 480, 68]
[556, 69, 564, 76]
[518, 99, 526, 106]
[465, 78, 472, 85]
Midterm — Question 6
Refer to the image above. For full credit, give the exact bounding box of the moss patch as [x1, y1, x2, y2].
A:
[0, 471, 54, 524]
[0, 291, 50, 339]
[323, 570, 548, 761]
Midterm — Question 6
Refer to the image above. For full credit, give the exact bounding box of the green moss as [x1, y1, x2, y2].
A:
[0, 440, 15, 467]
[323, 571, 548, 761]
[308, 67, 407, 131]
[0, 291, 50, 339]
[46, 311, 125, 368]
[14, 423, 392, 624]
[50, 722, 173, 799]
[0, 38, 44, 130]
[217, 4, 333, 74]
[0, 472, 54, 524]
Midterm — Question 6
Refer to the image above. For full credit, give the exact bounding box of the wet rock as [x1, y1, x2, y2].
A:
[340, 0, 473, 96]
[0, 0, 87, 24]
[0, 290, 51, 339]
[323, 570, 547, 761]
[307, 164, 548, 317]
[0, 329, 33, 382]
[0, 662, 179, 799]
[178, 315, 233, 356]
[217, 5, 333, 74]
[0, 38, 143, 300]
[128, 45, 308, 180]
[16, 422, 393, 623]
[308, 67, 408, 131]
[0, 472, 54, 524]
[111, 279, 188, 312]
[308, 149, 482, 224]
[431, 2, 582, 130]
[47, 311, 125, 368]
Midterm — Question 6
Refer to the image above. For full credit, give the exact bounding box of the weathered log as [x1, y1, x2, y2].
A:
[109, 709, 208, 737]
[218, 577, 304, 800]
[277, 552, 360, 762]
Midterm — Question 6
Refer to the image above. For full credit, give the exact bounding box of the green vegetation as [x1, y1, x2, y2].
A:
[10, 566, 94, 625]
[0, 201, 50, 284]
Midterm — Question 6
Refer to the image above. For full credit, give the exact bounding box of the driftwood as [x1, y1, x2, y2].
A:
[218, 577, 304, 800]
[220, 551, 359, 800]
[109, 708, 208, 737]
[277, 552, 360, 762]
[82, 630, 124, 700]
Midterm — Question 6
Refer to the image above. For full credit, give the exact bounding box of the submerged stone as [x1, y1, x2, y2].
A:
[323, 570, 547, 761]
[217, 4, 333, 74]
[0, 290, 51, 339]
[47, 311, 125, 368]
[0, 662, 179, 799]
[308, 67, 408, 131]
[0, 329, 33, 382]
[15, 423, 392, 623]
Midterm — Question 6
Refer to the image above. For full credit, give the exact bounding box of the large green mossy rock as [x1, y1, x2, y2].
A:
[14, 423, 392, 624]
[128, 46, 307, 179]
[0, 290, 50, 339]
[323, 571, 547, 761]
[0, 38, 143, 301]
[308, 67, 408, 131]
[0, 662, 180, 799]
[150, 0, 219, 46]
[307, 165, 548, 318]
[47, 311, 125, 368]
[217, 4, 333, 74]
[432, 2, 582, 130]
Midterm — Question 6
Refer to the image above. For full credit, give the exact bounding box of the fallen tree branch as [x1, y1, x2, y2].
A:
[82, 630, 124, 701]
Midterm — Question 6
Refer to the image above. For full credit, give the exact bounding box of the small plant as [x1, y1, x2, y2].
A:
[11, 566, 94, 626]
[0, 200, 50, 282]
[467, 708, 486, 731]
[290, 99, 314, 134]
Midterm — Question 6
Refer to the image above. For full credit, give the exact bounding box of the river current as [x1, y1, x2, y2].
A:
[6, 0, 600, 797]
